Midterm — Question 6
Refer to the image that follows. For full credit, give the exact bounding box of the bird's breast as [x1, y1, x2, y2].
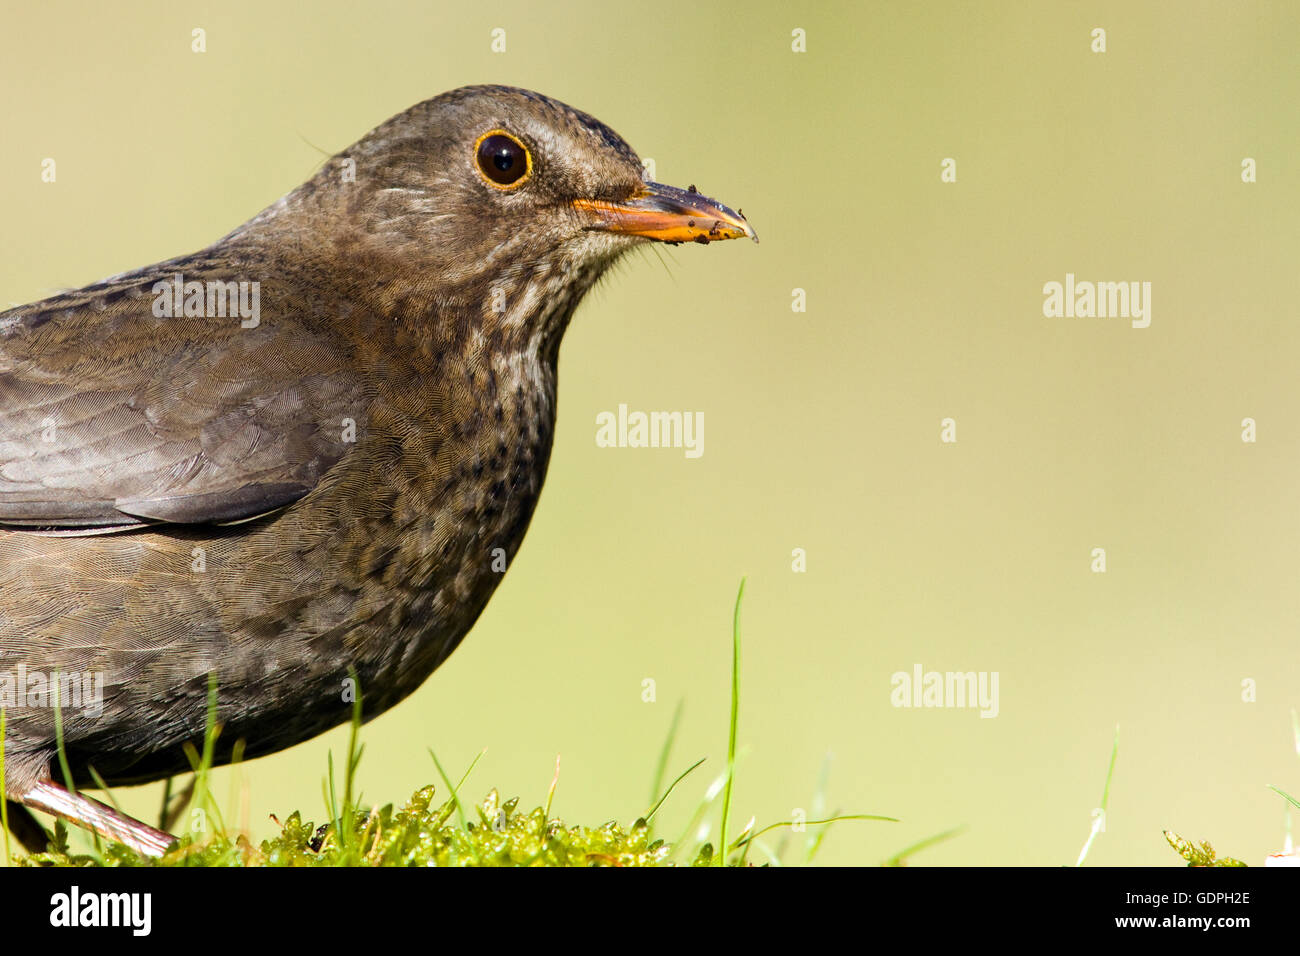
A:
[288, 340, 560, 710]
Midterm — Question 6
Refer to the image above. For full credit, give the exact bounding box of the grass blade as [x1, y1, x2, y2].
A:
[343, 668, 364, 839]
[429, 747, 468, 830]
[1268, 784, 1300, 811]
[545, 754, 561, 819]
[1075, 724, 1119, 866]
[717, 577, 744, 866]
[648, 699, 684, 810]
[882, 825, 966, 866]
[644, 757, 705, 823]
[730, 813, 899, 854]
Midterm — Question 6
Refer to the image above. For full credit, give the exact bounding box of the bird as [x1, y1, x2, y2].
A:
[0, 84, 755, 856]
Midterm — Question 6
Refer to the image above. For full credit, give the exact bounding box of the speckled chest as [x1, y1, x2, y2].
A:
[234, 252, 613, 715]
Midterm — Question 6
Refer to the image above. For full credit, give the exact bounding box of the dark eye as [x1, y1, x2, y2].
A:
[475, 130, 531, 188]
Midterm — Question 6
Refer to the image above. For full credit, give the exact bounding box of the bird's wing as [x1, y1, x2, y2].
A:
[0, 265, 368, 533]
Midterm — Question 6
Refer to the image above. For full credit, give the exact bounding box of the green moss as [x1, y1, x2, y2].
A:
[21, 786, 679, 867]
[1163, 830, 1246, 867]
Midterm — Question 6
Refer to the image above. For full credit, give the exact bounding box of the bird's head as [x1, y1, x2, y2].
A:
[289, 85, 754, 348]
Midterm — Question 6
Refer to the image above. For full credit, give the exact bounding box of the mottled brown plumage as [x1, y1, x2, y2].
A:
[0, 85, 754, 854]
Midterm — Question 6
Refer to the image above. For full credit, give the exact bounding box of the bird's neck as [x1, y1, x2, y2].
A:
[231, 174, 629, 368]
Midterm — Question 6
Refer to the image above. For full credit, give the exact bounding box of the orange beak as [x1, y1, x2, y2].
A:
[573, 182, 757, 244]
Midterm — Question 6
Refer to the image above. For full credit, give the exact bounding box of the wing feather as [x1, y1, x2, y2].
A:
[0, 258, 365, 533]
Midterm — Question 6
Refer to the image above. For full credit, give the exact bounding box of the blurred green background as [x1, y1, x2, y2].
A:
[3, 0, 1298, 865]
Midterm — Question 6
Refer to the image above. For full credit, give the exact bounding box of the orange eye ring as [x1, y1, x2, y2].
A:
[474, 129, 533, 190]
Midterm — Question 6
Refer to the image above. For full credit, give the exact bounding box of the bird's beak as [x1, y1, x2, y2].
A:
[573, 182, 757, 244]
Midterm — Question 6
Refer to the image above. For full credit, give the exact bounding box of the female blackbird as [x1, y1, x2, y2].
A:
[0, 85, 754, 855]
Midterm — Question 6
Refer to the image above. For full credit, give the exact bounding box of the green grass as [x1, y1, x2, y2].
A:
[10, 579, 1291, 866]
[1074, 725, 1119, 866]
[4, 579, 895, 867]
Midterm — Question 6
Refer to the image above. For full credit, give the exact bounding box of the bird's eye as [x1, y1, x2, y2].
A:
[474, 130, 532, 189]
